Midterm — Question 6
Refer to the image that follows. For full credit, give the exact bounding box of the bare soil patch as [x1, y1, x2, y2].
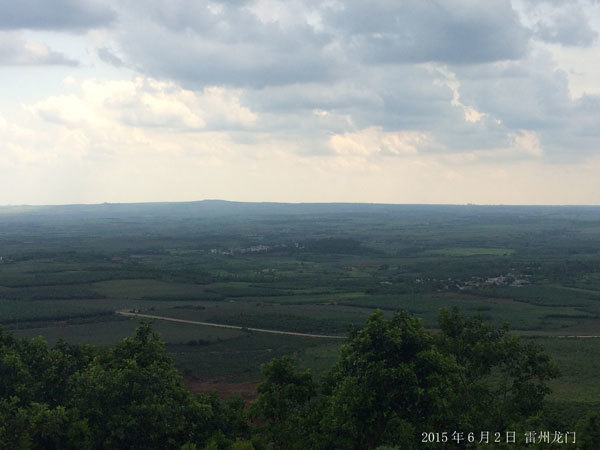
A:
[183, 377, 260, 402]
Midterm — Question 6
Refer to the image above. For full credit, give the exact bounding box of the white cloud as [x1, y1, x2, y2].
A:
[0, 116, 57, 166]
[27, 77, 257, 132]
[0, 77, 261, 176]
[330, 127, 429, 157]
[437, 129, 543, 165]
[511, 129, 543, 157]
[432, 65, 487, 123]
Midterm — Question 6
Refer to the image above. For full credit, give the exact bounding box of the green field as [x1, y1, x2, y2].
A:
[2, 201, 600, 429]
[426, 247, 515, 256]
[534, 337, 600, 403]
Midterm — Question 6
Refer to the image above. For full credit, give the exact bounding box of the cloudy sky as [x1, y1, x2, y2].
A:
[1, 0, 600, 205]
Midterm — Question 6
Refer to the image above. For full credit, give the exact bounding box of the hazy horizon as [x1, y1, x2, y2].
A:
[2, 199, 600, 209]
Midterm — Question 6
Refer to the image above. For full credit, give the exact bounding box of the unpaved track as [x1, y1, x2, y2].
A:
[116, 310, 347, 339]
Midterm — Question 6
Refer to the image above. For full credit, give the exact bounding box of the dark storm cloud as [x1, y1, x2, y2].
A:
[0, 0, 115, 31]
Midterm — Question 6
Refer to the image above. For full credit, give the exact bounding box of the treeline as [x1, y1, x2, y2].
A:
[1, 310, 600, 449]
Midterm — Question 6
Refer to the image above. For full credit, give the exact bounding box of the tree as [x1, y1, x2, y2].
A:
[435, 307, 559, 432]
[67, 321, 218, 449]
[0, 322, 250, 449]
[252, 309, 559, 450]
[250, 355, 316, 449]
[319, 310, 459, 450]
[577, 411, 600, 450]
[0, 327, 93, 449]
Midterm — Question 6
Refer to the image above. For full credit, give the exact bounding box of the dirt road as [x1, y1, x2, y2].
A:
[116, 310, 347, 339]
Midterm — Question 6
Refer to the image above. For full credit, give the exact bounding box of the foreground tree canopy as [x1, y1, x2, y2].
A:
[2, 308, 595, 449]
[252, 310, 562, 450]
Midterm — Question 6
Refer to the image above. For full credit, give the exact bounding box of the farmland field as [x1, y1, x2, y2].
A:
[2, 201, 600, 428]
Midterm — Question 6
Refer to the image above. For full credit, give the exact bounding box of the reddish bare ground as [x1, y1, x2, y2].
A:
[434, 291, 515, 304]
[183, 377, 260, 402]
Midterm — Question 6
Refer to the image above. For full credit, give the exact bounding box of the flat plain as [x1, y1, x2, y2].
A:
[2, 201, 600, 418]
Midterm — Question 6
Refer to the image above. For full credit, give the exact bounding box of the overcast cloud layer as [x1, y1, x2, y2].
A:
[1, 0, 600, 205]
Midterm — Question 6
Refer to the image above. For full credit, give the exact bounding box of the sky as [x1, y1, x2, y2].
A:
[1, 0, 600, 206]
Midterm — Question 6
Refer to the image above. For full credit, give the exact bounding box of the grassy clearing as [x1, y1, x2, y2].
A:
[295, 341, 345, 377]
[169, 332, 336, 381]
[532, 337, 600, 403]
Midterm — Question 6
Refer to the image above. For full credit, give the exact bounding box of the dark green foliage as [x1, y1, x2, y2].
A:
[435, 308, 560, 431]
[578, 411, 600, 450]
[250, 356, 316, 449]
[0, 285, 104, 301]
[0, 398, 92, 450]
[0, 327, 96, 448]
[303, 238, 365, 255]
[0, 323, 249, 449]
[251, 309, 558, 450]
[318, 311, 458, 449]
[0, 329, 95, 406]
[66, 323, 202, 448]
